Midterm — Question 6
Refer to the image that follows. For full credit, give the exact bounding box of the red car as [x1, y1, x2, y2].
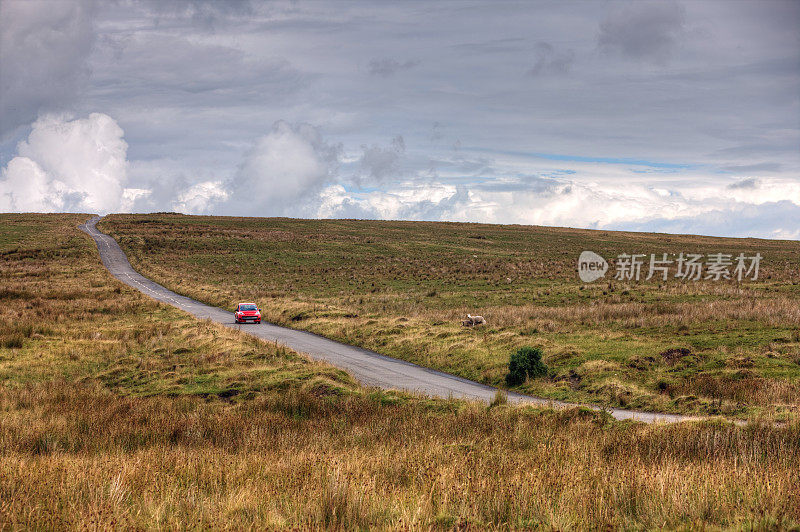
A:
[234, 302, 261, 324]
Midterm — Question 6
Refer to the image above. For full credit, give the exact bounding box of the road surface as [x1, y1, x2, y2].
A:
[80, 216, 696, 424]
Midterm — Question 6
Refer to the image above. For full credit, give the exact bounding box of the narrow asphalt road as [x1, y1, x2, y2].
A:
[80, 216, 696, 424]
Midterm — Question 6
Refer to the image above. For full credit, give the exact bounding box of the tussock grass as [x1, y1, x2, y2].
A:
[1, 214, 799, 528]
[103, 214, 800, 418]
[1, 381, 799, 529]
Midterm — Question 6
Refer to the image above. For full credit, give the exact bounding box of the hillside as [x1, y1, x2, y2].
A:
[103, 214, 800, 419]
[1, 213, 798, 528]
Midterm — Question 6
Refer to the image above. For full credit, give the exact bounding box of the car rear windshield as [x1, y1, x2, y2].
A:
[240, 304, 257, 311]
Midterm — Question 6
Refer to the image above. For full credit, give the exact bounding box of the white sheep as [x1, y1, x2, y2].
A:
[465, 313, 486, 327]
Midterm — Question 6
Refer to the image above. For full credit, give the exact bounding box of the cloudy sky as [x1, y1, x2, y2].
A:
[1, 0, 798, 238]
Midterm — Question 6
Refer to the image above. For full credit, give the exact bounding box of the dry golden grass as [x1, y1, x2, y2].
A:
[1, 382, 799, 530]
[0, 214, 356, 398]
[480, 293, 800, 329]
[2, 213, 799, 529]
[102, 214, 800, 419]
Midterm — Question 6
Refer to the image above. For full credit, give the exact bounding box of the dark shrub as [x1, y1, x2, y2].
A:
[506, 352, 528, 386]
[505, 346, 548, 386]
[2, 335, 24, 349]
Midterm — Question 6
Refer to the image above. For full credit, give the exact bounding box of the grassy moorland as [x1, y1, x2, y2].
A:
[103, 214, 800, 419]
[1, 214, 799, 529]
[0, 214, 355, 398]
[5, 383, 800, 530]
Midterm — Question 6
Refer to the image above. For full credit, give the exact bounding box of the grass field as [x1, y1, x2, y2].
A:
[103, 214, 800, 419]
[2, 213, 799, 529]
[0, 214, 355, 399]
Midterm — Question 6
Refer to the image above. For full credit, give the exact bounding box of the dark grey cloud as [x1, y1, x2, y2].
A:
[90, 33, 305, 105]
[727, 178, 760, 190]
[368, 58, 419, 77]
[0, 0, 96, 138]
[429, 122, 444, 141]
[357, 135, 405, 184]
[598, 1, 685, 64]
[527, 42, 574, 76]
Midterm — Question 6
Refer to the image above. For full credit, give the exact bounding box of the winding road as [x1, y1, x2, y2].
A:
[80, 216, 695, 424]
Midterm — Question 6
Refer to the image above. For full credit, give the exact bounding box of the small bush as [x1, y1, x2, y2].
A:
[506, 352, 528, 386]
[2, 335, 24, 349]
[505, 346, 548, 386]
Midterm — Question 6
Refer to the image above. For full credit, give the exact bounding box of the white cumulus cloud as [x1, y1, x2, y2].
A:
[0, 113, 131, 213]
[172, 180, 228, 214]
[225, 120, 340, 216]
